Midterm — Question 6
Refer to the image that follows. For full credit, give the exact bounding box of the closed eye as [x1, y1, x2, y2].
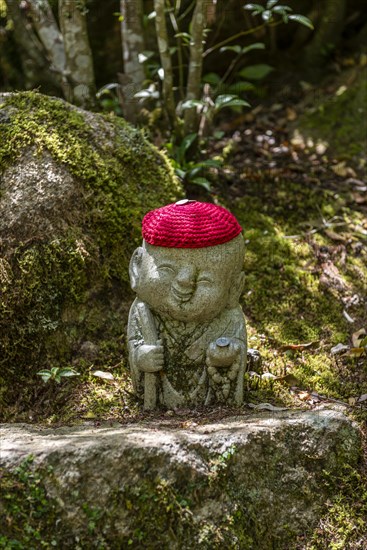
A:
[198, 278, 213, 284]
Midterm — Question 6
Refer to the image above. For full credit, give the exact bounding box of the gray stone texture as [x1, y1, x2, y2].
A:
[0, 408, 361, 549]
[128, 234, 247, 409]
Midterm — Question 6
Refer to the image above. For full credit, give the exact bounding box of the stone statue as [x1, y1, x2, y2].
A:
[127, 200, 247, 409]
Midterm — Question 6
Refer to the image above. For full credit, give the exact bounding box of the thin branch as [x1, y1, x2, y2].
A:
[203, 22, 281, 58]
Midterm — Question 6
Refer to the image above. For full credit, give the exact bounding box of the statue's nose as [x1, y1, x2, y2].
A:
[175, 266, 195, 288]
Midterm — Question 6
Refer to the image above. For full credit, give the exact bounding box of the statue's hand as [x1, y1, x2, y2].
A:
[207, 339, 240, 368]
[136, 340, 164, 372]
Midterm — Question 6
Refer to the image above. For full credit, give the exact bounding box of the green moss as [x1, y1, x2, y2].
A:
[0, 91, 181, 281]
[0, 456, 59, 549]
[0, 91, 182, 419]
[232, 175, 367, 404]
[297, 69, 367, 159]
[295, 465, 367, 549]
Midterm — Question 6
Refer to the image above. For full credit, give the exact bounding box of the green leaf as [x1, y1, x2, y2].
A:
[189, 167, 203, 178]
[243, 3, 264, 14]
[215, 94, 250, 109]
[174, 32, 191, 44]
[266, 0, 278, 8]
[202, 72, 221, 85]
[219, 99, 250, 111]
[272, 5, 293, 22]
[181, 133, 198, 151]
[138, 51, 155, 64]
[289, 14, 314, 29]
[37, 371, 52, 383]
[272, 5, 292, 13]
[181, 99, 205, 110]
[175, 168, 186, 180]
[175, 132, 198, 165]
[241, 42, 265, 54]
[191, 177, 212, 191]
[220, 45, 242, 54]
[239, 64, 274, 80]
[213, 130, 225, 139]
[134, 88, 159, 99]
[262, 9, 273, 22]
[228, 81, 255, 93]
[59, 368, 80, 377]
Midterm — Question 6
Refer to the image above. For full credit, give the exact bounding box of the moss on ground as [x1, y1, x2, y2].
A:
[229, 174, 367, 407]
[0, 90, 366, 548]
[297, 68, 367, 159]
[294, 464, 367, 550]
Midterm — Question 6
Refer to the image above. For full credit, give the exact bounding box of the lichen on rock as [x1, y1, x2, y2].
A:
[0, 91, 183, 418]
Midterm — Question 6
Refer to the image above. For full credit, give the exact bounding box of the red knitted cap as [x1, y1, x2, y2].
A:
[142, 200, 242, 248]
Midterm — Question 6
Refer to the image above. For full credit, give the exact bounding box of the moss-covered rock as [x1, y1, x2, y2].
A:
[0, 91, 183, 419]
[0, 410, 361, 549]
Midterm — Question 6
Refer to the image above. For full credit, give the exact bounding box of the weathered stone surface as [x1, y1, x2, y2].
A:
[0, 91, 182, 416]
[0, 409, 361, 549]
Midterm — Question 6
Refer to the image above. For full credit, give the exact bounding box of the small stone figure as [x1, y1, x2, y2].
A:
[127, 200, 247, 409]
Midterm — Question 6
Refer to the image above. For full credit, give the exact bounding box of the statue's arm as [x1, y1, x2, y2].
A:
[206, 306, 247, 367]
[127, 299, 164, 395]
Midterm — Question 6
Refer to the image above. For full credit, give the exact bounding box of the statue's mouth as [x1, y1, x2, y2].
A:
[172, 286, 194, 303]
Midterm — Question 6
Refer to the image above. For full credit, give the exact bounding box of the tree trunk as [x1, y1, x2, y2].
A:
[58, 0, 96, 108]
[183, 0, 207, 135]
[28, 0, 70, 100]
[302, 0, 346, 70]
[4, 0, 58, 90]
[154, 0, 176, 129]
[120, 0, 145, 123]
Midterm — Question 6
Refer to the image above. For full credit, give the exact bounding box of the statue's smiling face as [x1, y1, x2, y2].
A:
[133, 236, 244, 322]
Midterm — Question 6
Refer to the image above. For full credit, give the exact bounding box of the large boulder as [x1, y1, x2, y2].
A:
[0, 409, 361, 549]
[0, 92, 182, 417]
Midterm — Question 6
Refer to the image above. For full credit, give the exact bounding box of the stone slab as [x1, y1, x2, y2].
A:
[0, 409, 361, 549]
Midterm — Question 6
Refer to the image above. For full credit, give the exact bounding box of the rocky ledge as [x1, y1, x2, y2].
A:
[0, 408, 361, 549]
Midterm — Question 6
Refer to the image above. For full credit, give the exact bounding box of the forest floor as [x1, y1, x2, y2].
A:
[30, 76, 367, 428]
[5, 74, 367, 548]
[75, 82, 367, 549]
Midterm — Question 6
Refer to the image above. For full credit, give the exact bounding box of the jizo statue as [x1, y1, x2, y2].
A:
[127, 200, 247, 410]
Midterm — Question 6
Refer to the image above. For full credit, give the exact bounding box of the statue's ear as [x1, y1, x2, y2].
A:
[129, 247, 144, 292]
[229, 271, 245, 308]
